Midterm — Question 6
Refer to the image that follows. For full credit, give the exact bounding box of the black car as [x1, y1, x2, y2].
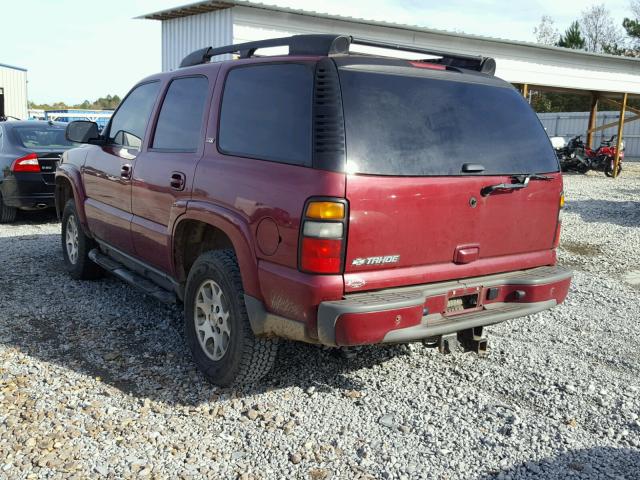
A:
[0, 120, 78, 222]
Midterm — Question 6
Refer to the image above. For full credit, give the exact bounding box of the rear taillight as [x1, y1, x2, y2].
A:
[299, 199, 347, 274]
[554, 191, 564, 248]
[11, 153, 40, 173]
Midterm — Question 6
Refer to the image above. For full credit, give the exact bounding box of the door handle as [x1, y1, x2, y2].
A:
[120, 164, 132, 180]
[170, 171, 186, 191]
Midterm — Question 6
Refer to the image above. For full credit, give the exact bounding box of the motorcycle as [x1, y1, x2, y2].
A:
[552, 135, 589, 173]
[552, 134, 624, 177]
[597, 135, 625, 178]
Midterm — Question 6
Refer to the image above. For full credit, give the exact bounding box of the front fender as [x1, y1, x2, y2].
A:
[55, 160, 88, 231]
[173, 200, 261, 299]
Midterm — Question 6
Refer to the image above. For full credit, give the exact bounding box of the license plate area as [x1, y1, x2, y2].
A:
[445, 287, 482, 316]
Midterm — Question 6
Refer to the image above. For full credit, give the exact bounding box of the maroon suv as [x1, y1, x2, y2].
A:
[56, 35, 571, 386]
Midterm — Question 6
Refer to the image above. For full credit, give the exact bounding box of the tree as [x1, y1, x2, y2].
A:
[623, 0, 640, 53]
[534, 15, 560, 46]
[579, 4, 624, 53]
[557, 21, 586, 49]
[530, 91, 591, 113]
[28, 95, 121, 111]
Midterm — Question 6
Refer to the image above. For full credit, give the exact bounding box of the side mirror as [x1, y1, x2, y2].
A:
[66, 121, 101, 144]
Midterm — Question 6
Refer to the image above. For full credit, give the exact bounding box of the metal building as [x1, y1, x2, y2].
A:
[139, 0, 640, 92]
[0, 63, 28, 120]
[140, 0, 640, 175]
[539, 111, 640, 159]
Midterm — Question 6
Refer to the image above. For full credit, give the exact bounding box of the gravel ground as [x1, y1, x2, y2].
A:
[1, 167, 640, 480]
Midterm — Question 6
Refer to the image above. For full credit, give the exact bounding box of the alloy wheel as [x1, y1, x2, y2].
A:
[65, 215, 79, 265]
[194, 279, 231, 361]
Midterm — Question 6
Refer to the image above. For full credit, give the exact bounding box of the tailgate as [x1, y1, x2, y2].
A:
[344, 173, 562, 290]
[337, 60, 562, 292]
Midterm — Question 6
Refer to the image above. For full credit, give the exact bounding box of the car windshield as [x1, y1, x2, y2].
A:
[13, 125, 78, 149]
[338, 67, 559, 176]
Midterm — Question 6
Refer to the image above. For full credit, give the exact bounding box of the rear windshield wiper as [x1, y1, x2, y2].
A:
[481, 174, 552, 197]
[512, 173, 553, 182]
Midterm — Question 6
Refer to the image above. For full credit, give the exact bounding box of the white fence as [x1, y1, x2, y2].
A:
[538, 111, 639, 159]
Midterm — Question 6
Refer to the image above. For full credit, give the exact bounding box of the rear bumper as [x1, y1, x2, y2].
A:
[1, 174, 55, 208]
[317, 265, 572, 346]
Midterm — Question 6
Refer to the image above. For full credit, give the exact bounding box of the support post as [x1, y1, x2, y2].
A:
[522, 84, 529, 102]
[586, 93, 599, 149]
[613, 93, 628, 178]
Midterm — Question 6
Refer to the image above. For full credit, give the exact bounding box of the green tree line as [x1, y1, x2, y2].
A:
[28, 94, 121, 111]
[531, 3, 640, 112]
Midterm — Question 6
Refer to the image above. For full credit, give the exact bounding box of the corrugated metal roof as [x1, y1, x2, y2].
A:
[137, 0, 640, 65]
[0, 62, 27, 72]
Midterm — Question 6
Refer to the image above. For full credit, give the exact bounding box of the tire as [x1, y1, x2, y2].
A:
[605, 161, 621, 178]
[184, 249, 279, 387]
[0, 193, 17, 223]
[576, 163, 589, 174]
[61, 199, 103, 280]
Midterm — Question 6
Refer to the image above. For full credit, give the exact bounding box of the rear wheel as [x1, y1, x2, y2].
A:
[605, 160, 621, 177]
[184, 250, 279, 387]
[61, 199, 103, 280]
[0, 193, 17, 223]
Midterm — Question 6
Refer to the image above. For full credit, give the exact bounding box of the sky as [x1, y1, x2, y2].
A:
[0, 0, 633, 105]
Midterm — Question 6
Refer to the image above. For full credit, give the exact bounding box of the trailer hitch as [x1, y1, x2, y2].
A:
[433, 327, 488, 356]
[458, 327, 488, 357]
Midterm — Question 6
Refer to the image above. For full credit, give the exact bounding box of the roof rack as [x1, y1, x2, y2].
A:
[179, 34, 496, 75]
[179, 34, 350, 68]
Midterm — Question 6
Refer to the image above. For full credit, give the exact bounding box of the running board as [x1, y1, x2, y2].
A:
[88, 249, 177, 304]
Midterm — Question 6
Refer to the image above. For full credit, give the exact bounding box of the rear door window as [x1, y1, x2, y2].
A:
[218, 63, 313, 166]
[107, 81, 160, 150]
[152, 76, 209, 152]
[339, 67, 559, 176]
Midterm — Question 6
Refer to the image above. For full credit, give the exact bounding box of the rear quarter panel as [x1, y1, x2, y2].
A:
[190, 153, 346, 299]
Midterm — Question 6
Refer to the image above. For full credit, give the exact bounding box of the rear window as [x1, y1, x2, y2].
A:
[13, 125, 77, 149]
[339, 68, 559, 176]
[218, 63, 313, 166]
[152, 76, 209, 152]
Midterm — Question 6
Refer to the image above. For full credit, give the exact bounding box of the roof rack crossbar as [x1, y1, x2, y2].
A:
[179, 34, 351, 67]
[178, 34, 496, 75]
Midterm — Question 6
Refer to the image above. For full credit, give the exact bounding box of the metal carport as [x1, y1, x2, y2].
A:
[140, 0, 640, 177]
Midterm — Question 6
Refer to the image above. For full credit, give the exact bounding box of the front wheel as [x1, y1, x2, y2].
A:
[61, 199, 103, 280]
[576, 163, 589, 174]
[184, 250, 279, 387]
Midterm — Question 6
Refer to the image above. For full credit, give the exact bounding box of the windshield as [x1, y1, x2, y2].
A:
[13, 125, 78, 149]
[339, 68, 559, 176]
